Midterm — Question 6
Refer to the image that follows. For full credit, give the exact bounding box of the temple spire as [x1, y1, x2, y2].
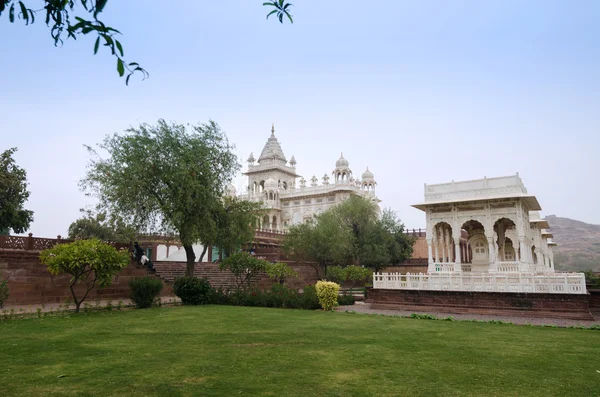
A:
[271, 123, 275, 136]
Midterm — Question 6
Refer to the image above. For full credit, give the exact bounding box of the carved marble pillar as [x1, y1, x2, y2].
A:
[453, 232, 462, 272]
[485, 230, 497, 273]
[434, 228, 440, 263]
[427, 239, 434, 272]
[518, 237, 528, 272]
[446, 229, 453, 263]
[441, 227, 447, 263]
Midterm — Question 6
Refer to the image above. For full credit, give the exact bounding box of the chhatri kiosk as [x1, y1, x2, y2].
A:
[373, 174, 586, 295]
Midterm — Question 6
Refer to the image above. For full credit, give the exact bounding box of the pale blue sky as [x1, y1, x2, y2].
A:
[1, 0, 599, 237]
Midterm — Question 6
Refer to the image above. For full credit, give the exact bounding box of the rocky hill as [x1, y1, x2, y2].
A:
[546, 215, 600, 272]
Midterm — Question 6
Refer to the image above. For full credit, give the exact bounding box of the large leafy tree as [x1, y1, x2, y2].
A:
[40, 239, 130, 312]
[1, 1, 293, 83]
[67, 209, 136, 243]
[284, 196, 415, 274]
[81, 119, 245, 277]
[0, 148, 33, 234]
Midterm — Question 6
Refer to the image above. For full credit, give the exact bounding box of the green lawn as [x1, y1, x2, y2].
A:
[1, 306, 599, 397]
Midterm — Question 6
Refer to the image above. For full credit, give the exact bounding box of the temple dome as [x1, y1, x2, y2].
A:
[362, 167, 374, 181]
[258, 124, 287, 163]
[264, 178, 278, 190]
[335, 153, 349, 168]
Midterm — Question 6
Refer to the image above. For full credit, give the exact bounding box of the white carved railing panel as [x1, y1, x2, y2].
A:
[497, 262, 519, 273]
[434, 263, 455, 272]
[373, 272, 587, 294]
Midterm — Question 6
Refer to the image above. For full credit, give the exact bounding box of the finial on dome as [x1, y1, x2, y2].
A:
[271, 123, 275, 136]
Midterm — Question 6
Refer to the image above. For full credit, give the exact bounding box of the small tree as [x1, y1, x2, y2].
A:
[219, 252, 269, 290]
[40, 239, 130, 312]
[265, 262, 298, 285]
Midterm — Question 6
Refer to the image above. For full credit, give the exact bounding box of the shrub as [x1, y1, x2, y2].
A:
[300, 285, 321, 310]
[219, 252, 269, 290]
[337, 292, 355, 306]
[265, 262, 299, 285]
[0, 278, 8, 309]
[129, 277, 163, 309]
[315, 281, 340, 311]
[343, 266, 372, 283]
[325, 265, 372, 284]
[173, 277, 213, 305]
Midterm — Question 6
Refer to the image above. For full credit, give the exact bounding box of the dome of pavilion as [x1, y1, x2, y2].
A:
[258, 124, 287, 164]
[335, 153, 349, 168]
[362, 167, 374, 181]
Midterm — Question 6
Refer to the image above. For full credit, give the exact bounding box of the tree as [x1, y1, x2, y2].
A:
[0, 148, 33, 234]
[265, 262, 298, 285]
[67, 209, 136, 243]
[1, 1, 293, 83]
[40, 239, 130, 312]
[283, 196, 415, 274]
[219, 252, 270, 291]
[210, 196, 263, 260]
[283, 210, 353, 277]
[81, 119, 242, 277]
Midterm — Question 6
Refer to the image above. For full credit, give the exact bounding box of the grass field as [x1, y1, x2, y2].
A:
[1, 306, 599, 396]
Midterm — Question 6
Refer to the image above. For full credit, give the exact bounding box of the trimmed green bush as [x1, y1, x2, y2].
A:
[337, 292, 355, 306]
[0, 277, 8, 309]
[129, 277, 163, 308]
[173, 277, 212, 305]
[316, 281, 340, 311]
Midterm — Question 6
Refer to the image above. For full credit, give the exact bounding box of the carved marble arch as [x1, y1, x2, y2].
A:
[503, 237, 516, 261]
[531, 245, 538, 265]
[432, 221, 454, 240]
[493, 217, 517, 261]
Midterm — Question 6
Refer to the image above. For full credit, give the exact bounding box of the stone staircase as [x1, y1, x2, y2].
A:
[152, 261, 261, 290]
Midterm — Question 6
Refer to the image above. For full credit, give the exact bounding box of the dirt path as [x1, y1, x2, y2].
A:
[336, 302, 600, 327]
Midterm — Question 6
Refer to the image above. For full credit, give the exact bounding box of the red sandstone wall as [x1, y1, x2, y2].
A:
[0, 250, 172, 306]
[0, 249, 321, 307]
[411, 236, 428, 259]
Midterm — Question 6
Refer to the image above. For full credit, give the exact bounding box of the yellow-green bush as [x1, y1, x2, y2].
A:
[315, 280, 340, 311]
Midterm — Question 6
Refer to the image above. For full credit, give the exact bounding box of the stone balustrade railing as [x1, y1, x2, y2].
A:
[0, 234, 130, 252]
[373, 272, 587, 294]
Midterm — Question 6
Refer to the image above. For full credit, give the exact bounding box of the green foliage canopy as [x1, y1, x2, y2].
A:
[284, 196, 415, 273]
[81, 119, 243, 277]
[265, 262, 298, 285]
[67, 209, 136, 243]
[40, 239, 129, 312]
[219, 252, 270, 290]
[0, 148, 33, 234]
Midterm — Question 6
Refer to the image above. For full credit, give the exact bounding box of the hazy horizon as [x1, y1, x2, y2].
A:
[1, 1, 599, 237]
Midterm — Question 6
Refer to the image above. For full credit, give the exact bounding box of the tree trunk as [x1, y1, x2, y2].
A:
[198, 245, 208, 263]
[184, 244, 196, 277]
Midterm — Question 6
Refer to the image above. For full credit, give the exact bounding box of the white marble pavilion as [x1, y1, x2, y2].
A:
[374, 174, 587, 294]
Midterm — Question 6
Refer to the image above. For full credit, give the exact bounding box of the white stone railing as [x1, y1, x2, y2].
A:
[372, 272, 587, 294]
[461, 264, 472, 272]
[497, 262, 520, 273]
[434, 263, 455, 272]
